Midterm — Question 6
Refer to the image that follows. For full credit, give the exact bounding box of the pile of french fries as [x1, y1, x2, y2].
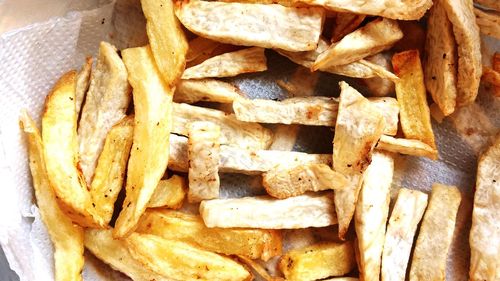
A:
[20, 0, 499, 280]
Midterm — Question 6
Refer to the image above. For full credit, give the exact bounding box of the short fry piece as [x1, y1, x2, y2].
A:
[175, 1, 324, 52]
[377, 135, 438, 160]
[21, 112, 84, 281]
[148, 175, 187, 209]
[142, 0, 188, 87]
[475, 8, 500, 39]
[174, 79, 243, 103]
[75, 57, 92, 116]
[263, 164, 347, 199]
[469, 135, 500, 280]
[409, 183, 461, 281]
[125, 233, 251, 281]
[382, 188, 428, 281]
[114, 46, 174, 238]
[136, 209, 282, 260]
[331, 13, 365, 43]
[182, 47, 267, 79]
[279, 241, 356, 281]
[392, 50, 436, 149]
[200, 194, 337, 229]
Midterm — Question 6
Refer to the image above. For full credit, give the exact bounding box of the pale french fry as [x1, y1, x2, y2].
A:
[78, 41, 131, 185]
[377, 135, 438, 160]
[182, 47, 267, 79]
[263, 164, 347, 199]
[355, 151, 394, 281]
[333, 81, 385, 238]
[136, 209, 282, 260]
[441, 0, 482, 106]
[175, 1, 325, 52]
[474, 0, 500, 11]
[409, 183, 461, 281]
[84, 229, 168, 281]
[187, 121, 221, 202]
[269, 124, 300, 151]
[21, 112, 84, 281]
[392, 50, 437, 149]
[313, 18, 403, 69]
[186, 36, 221, 63]
[200, 194, 337, 229]
[279, 241, 356, 281]
[370, 97, 399, 136]
[141, 0, 188, 87]
[237, 255, 284, 281]
[425, 0, 457, 116]
[172, 102, 273, 150]
[113, 46, 174, 238]
[174, 79, 244, 104]
[89, 116, 134, 224]
[148, 175, 186, 209]
[331, 13, 365, 43]
[125, 233, 251, 281]
[474, 8, 500, 39]
[381, 188, 428, 281]
[75, 57, 92, 116]
[469, 135, 500, 281]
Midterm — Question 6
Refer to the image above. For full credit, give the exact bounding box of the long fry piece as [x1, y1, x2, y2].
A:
[377, 135, 438, 160]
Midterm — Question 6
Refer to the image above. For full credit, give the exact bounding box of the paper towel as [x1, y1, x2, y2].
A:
[0, 0, 498, 280]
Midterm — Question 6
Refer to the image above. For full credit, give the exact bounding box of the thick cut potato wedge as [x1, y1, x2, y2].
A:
[279, 241, 356, 281]
[331, 13, 365, 43]
[377, 135, 438, 160]
[469, 135, 500, 280]
[125, 233, 251, 281]
[382, 188, 428, 281]
[474, 8, 500, 39]
[174, 79, 243, 104]
[355, 151, 394, 281]
[113, 46, 174, 238]
[313, 18, 403, 69]
[200, 194, 337, 229]
[263, 163, 347, 199]
[141, 0, 188, 88]
[425, 0, 458, 116]
[78, 41, 131, 185]
[409, 183, 461, 281]
[75, 57, 92, 116]
[21, 112, 84, 281]
[136, 209, 282, 261]
[182, 47, 267, 79]
[392, 50, 437, 150]
[148, 175, 186, 208]
[175, 1, 324, 52]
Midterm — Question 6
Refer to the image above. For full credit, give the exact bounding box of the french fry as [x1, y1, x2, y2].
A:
[141, 0, 188, 87]
[182, 47, 267, 79]
[175, 1, 325, 52]
[363, 53, 396, 97]
[269, 124, 300, 151]
[84, 229, 168, 281]
[323, 278, 359, 281]
[313, 18, 403, 69]
[441, 0, 482, 106]
[187, 121, 221, 202]
[377, 135, 438, 160]
[136, 209, 282, 260]
[474, 0, 500, 11]
[392, 50, 437, 149]
[279, 241, 356, 281]
[355, 151, 394, 281]
[186, 36, 221, 64]
[148, 175, 187, 209]
[425, 0, 457, 116]
[125, 233, 251, 281]
[263, 164, 347, 199]
[113, 46, 174, 238]
[21, 112, 84, 281]
[237, 255, 284, 281]
[474, 8, 500, 39]
[78, 41, 132, 185]
[75, 57, 92, 116]
[174, 79, 244, 103]
[409, 183, 461, 281]
[381, 188, 428, 281]
[200, 194, 337, 229]
[469, 135, 500, 280]
[331, 13, 365, 43]
[482, 66, 500, 97]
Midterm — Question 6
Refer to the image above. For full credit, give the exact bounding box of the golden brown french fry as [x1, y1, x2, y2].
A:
[279, 241, 356, 281]
[392, 50, 436, 150]
[331, 13, 365, 42]
[182, 47, 267, 79]
[113, 45, 174, 238]
[141, 0, 188, 87]
[75, 57, 92, 116]
[174, 79, 244, 104]
[482, 66, 500, 97]
[148, 175, 186, 209]
[125, 233, 251, 281]
[469, 135, 500, 280]
[263, 164, 347, 199]
[175, 1, 324, 52]
[409, 183, 461, 281]
[136, 209, 282, 261]
[186, 36, 221, 63]
[21, 112, 84, 281]
[475, 0, 500, 11]
[382, 188, 428, 281]
[475, 7, 500, 38]
[377, 135, 438, 160]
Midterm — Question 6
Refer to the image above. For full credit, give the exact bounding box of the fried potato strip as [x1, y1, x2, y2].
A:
[186, 36, 220, 64]
[174, 79, 244, 104]
[377, 135, 438, 160]
[75, 57, 92, 116]
[475, 0, 500, 11]
[474, 8, 500, 39]
[482, 66, 500, 97]
[148, 175, 186, 209]
[331, 13, 365, 43]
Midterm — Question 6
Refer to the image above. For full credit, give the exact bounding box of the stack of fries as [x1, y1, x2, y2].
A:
[20, 0, 499, 280]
